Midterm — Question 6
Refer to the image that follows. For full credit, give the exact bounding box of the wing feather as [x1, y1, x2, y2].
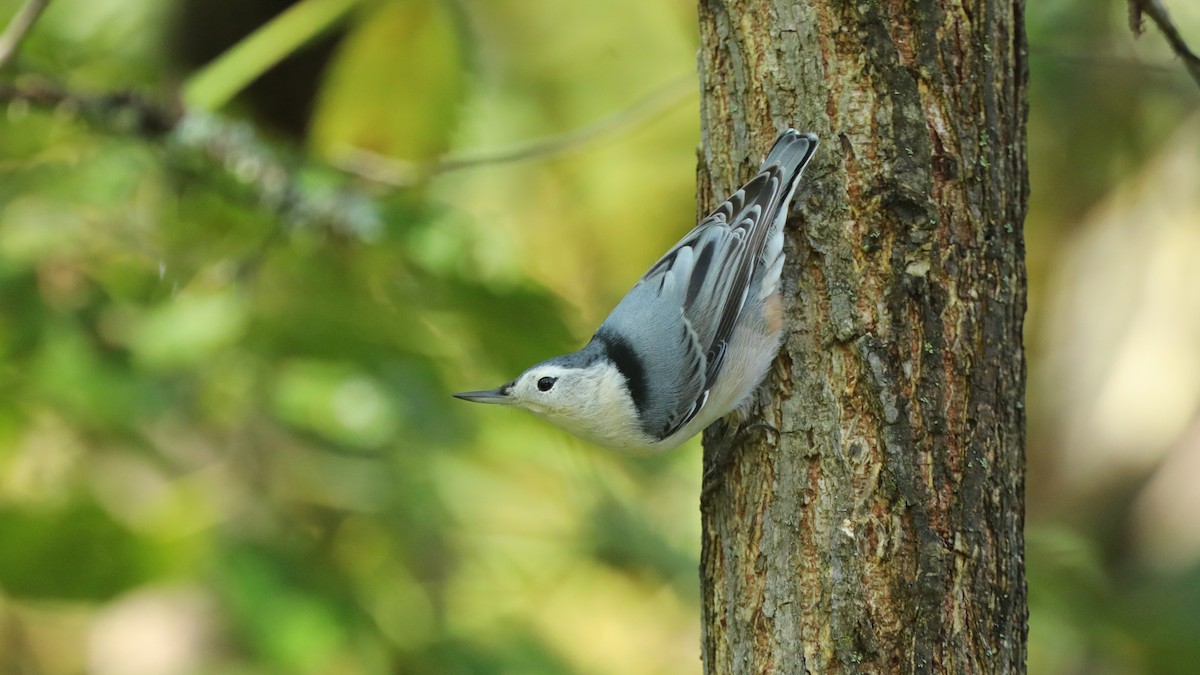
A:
[601, 130, 817, 440]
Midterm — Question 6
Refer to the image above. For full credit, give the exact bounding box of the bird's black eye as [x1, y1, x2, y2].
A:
[537, 376, 557, 392]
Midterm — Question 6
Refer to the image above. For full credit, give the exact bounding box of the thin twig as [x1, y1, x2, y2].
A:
[1128, 0, 1200, 89]
[0, 0, 52, 70]
[333, 75, 696, 187]
[1030, 45, 1185, 77]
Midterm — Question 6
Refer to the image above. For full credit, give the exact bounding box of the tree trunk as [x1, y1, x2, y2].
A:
[696, 0, 1028, 673]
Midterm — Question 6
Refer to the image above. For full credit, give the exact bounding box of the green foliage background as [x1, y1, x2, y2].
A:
[0, 0, 1198, 673]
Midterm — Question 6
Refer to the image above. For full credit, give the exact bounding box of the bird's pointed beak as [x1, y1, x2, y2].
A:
[452, 385, 511, 404]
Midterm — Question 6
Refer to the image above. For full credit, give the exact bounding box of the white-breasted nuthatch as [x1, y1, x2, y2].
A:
[454, 129, 819, 452]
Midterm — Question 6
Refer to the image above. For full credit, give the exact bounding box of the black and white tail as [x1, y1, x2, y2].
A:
[755, 129, 818, 300]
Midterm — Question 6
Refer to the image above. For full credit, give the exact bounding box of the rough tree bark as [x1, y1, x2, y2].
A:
[697, 0, 1028, 673]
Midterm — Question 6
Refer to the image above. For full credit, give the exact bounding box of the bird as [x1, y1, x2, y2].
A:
[454, 129, 819, 453]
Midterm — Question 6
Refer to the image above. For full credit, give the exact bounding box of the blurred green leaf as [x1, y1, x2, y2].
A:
[1100, 566, 1200, 675]
[585, 493, 696, 599]
[0, 501, 173, 600]
[183, 0, 361, 111]
[439, 275, 577, 375]
[272, 359, 399, 449]
[217, 546, 351, 674]
[29, 323, 156, 430]
[130, 290, 247, 370]
[309, 0, 467, 162]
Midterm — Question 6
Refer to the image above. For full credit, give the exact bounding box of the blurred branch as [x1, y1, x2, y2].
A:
[0, 77, 177, 135]
[0, 76, 381, 241]
[333, 75, 696, 187]
[0, 71, 695, 235]
[0, 0, 52, 70]
[1128, 0, 1200, 89]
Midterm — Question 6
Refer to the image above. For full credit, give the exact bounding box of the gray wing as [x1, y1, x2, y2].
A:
[599, 130, 818, 439]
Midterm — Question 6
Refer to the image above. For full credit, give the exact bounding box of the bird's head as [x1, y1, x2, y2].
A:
[453, 349, 648, 450]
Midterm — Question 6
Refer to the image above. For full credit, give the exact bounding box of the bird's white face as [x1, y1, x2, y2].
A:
[455, 361, 653, 452]
[505, 364, 585, 416]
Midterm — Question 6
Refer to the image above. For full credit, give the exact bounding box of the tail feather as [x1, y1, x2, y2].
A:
[752, 129, 818, 303]
[761, 129, 819, 180]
